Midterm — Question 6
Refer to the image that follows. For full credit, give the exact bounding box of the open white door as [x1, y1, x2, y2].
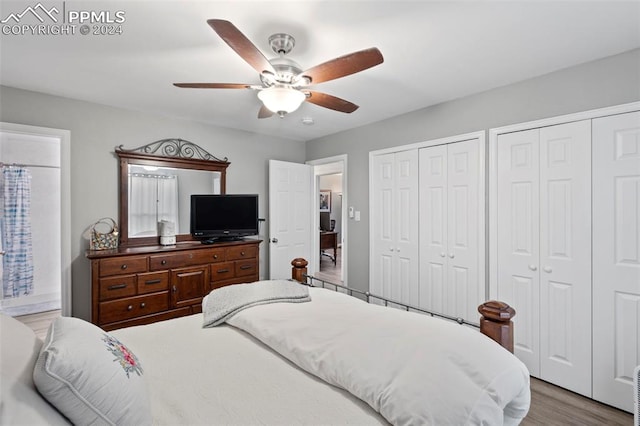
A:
[268, 160, 312, 279]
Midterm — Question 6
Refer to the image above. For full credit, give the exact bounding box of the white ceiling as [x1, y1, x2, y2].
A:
[1, 1, 639, 142]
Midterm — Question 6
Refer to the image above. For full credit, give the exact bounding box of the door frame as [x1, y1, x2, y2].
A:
[0, 122, 71, 316]
[307, 155, 347, 286]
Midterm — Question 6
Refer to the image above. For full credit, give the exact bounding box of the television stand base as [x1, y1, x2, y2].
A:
[200, 237, 245, 244]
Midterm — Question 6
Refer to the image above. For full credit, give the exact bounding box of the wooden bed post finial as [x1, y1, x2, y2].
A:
[291, 258, 308, 283]
[478, 301, 516, 353]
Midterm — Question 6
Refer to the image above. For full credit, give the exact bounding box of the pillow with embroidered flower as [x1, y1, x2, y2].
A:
[33, 316, 151, 426]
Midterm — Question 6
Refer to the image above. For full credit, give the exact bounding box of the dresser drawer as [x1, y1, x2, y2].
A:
[99, 275, 136, 301]
[227, 245, 257, 261]
[207, 248, 226, 263]
[99, 256, 147, 277]
[137, 271, 169, 295]
[211, 261, 235, 281]
[235, 259, 257, 278]
[150, 249, 224, 270]
[99, 292, 169, 324]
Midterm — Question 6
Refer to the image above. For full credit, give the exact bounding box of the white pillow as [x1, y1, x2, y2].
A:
[33, 317, 151, 426]
[0, 312, 42, 385]
[1, 373, 71, 425]
[0, 313, 70, 425]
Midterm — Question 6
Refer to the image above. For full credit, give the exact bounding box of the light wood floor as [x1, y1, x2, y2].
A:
[14, 309, 60, 340]
[526, 378, 632, 425]
[14, 307, 634, 424]
[316, 247, 343, 284]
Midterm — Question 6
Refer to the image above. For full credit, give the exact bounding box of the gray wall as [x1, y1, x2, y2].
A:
[0, 85, 305, 320]
[305, 48, 640, 293]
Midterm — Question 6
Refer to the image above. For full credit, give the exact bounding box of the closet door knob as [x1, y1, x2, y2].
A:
[440, 252, 446, 257]
[448, 253, 454, 258]
[528, 264, 537, 271]
[389, 248, 394, 252]
[397, 248, 401, 252]
[543, 266, 553, 273]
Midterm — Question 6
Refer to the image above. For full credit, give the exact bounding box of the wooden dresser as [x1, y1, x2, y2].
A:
[87, 239, 261, 331]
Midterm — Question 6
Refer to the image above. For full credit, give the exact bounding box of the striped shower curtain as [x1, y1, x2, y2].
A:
[1, 167, 34, 298]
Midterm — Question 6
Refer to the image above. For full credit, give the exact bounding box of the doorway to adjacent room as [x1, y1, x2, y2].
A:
[308, 156, 347, 285]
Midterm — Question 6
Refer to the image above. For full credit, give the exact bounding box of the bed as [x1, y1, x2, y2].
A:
[1, 259, 531, 425]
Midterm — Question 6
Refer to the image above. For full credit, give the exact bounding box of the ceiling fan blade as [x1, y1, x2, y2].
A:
[258, 105, 274, 119]
[305, 91, 359, 113]
[300, 47, 383, 85]
[173, 83, 252, 89]
[207, 19, 277, 76]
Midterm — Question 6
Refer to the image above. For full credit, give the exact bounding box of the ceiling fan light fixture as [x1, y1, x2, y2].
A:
[258, 87, 306, 115]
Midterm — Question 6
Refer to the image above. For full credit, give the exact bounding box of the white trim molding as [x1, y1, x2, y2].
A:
[306, 155, 348, 286]
[0, 122, 72, 317]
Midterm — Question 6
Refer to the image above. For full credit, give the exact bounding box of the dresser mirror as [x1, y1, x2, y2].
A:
[116, 139, 229, 247]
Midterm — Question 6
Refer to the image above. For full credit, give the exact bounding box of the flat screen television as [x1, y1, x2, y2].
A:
[190, 194, 259, 243]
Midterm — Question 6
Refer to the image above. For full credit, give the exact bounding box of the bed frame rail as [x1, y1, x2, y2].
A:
[291, 258, 515, 353]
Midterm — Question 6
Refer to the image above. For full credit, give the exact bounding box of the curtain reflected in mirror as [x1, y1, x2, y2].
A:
[127, 165, 221, 238]
[128, 172, 179, 237]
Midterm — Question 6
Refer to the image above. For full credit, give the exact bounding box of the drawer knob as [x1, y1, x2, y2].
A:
[213, 254, 218, 259]
[140, 302, 146, 308]
[121, 264, 128, 270]
[241, 251, 245, 256]
[161, 260, 167, 265]
[127, 305, 133, 311]
[172, 285, 177, 293]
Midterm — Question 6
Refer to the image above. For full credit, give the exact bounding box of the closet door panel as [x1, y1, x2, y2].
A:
[371, 151, 419, 305]
[539, 120, 592, 396]
[496, 128, 540, 375]
[448, 140, 480, 321]
[419, 146, 448, 313]
[593, 111, 640, 412]
[394, 150, 419, 305]
[371, 153, 395, 298]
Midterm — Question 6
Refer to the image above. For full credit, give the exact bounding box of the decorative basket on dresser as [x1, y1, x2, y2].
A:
[87, 239, 260, 331]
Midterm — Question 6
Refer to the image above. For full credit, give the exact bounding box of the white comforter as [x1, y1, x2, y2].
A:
[227, 286, 531, 425]
[112, 313, 386, 425]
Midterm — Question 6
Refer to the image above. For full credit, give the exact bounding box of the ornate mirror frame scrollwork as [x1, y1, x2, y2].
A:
[116, 138, 230, 247]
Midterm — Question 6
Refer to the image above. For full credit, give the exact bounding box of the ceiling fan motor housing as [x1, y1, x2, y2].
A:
[260, 33, 308, 87]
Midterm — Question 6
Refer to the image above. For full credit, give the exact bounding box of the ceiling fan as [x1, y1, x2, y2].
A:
[174, 19, 384, 119]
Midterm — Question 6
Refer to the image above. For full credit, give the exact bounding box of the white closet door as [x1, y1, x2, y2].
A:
[419, 145, 448, 313]
[496, 128, 541, 376]
[371, 151, 419, 304]
[593, 111, 640, 412]
[371, 153, 395, 299]
[393, 150, 419, 305]
[419, 139, 481, 321]
[538, 120, 592, 396]
[447, 140, 481, 322]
